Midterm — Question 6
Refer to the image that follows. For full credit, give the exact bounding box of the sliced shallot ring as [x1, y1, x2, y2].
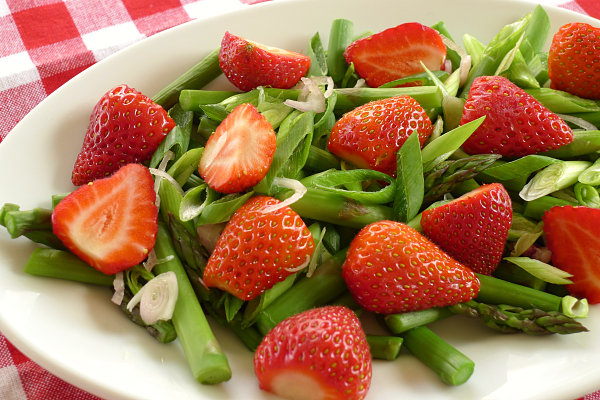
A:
[260, 177, 307, 214]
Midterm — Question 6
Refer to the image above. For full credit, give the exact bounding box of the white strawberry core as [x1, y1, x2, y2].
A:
[269, 370, 329, 400]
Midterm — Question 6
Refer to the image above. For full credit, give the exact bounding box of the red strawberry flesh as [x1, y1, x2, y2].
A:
[219, 31, 311, 92]
[53, 163, 158, 275]
[202, 196, 315, 301]
[549, 23, 600, 99]
[198, 103, 276, 194]
[421, 183, 513, 275]
[344, 22, 446, 88]
[460, 75, 573, 157]
[543, 205, 600, 303]
[341, 220, 480, 314]
[254, 305, 372, 400]
[71, 84, 175, 186]
[327, 95, 433, 176]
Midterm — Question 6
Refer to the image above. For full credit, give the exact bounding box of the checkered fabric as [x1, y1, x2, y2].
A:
[0, 0, 599, 399]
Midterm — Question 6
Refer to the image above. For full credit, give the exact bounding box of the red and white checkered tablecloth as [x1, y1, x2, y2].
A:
[0, 0, 599, 399]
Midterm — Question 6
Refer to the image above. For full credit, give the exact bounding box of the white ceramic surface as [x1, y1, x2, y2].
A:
[1, 0, 599, 399]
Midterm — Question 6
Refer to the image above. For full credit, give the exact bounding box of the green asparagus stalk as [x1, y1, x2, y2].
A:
[284, 187, 394, 229]
[476, 273, 588, 318]
[366, 335, 403, 360]
[153, 223, 231, 384]
[423, 154, 501, 202]
[384, 308, 453, 334]
[400, 326, 474, 386]
[120, 289, 178, 343]
[0, 204, 65, 249]
[448, 300, 588, 335]
[23, 248, 114, 286]
[152, 48, 222, 108]
[254, 251, 348, 335]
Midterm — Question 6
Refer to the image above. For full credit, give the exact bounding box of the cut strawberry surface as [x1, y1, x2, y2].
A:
[52, 163, 158, 275]
[202, 196, 315, 301]
[421, 183, 513, 275]
[71, 84, 175, 186]
[341, 220, 480, 314]
[460, 75, 573, 157]
[549, 23, 600, 99]
[327, 95, 432, 176]
[344, 22, 446, 88]
[543, 206, 600, 303]
[254, 306, 372, 400]
[198, 103, 276, 194]
[219, 31, 311, 92]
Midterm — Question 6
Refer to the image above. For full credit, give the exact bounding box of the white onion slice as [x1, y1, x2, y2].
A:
[556, 113, 598, 131]
[152, 151, 175, 208]
[306, 226, 326, 278]
[285, 254, 311, 273]
[260, 177, 307, 214]
[443, 59, 453, 74]
[143, 249, 158, 272]
[284, 77, 326, 113]
[111, 272, 125, 305]
[126, 271, 178, 325]
[149, 167, 185, 197]
[354, 79, 366, 88]
[197, 222, 227, 253]
[440, 35, 471, 86]
[459, 55, 472, 87]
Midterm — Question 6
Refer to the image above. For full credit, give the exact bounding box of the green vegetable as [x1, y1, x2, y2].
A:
[400, 326, 474, 386]
[519, 161, 591, 201]
[153, 224, 231, 384]
[153, 48, 222, 108]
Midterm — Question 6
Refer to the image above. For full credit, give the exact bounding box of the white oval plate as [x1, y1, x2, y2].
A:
[1, 0, 599, 399]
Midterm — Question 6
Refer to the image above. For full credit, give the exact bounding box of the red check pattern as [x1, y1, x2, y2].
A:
[0, 0, 599, 399]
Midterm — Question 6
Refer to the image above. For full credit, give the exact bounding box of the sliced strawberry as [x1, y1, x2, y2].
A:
[344, 22, 446, 88]
[460, 75, 573, 157]
[202, 196, 315, 301]
[549, 23, 600, 99]
[542, 206, 600, 303]
[72, 84, 175, 186]
[326, 95, 433, 176]
[421, 183, 513, 275]
[52, 163, 158, 275]
[254, 306, 372, 400]
[219, 31, 311, 92]
[198, 103, 276, 194]
[341, 220, 480, 314]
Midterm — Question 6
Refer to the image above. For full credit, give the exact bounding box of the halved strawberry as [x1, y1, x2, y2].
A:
[254, 305, 372, 400]
[198, 103, 276, 194]
[219, 31, 311, 92]
[327, 95, 433, 176]
[549, 23, 600, 99]
[202, 196, 315, 301]
[341, 220, 480, 314]
[52, 163, 158, 275]
[421, 183, 513, 275]
[542, 206, 600, 303]
[344, 22, 446, 88]
[460, 75, 573, 157]
[72, 84, 175, 186]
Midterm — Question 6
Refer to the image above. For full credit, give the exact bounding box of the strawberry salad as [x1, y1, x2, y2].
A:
[2, 4, 600, 400]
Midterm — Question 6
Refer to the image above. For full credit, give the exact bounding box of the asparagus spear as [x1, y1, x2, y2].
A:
[449, 300, 588, 335]
[153, 223, 231, 384]
[0, 204, 65, 249]
[423, 154, 501, 202]
[400, 326, 474, 386]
